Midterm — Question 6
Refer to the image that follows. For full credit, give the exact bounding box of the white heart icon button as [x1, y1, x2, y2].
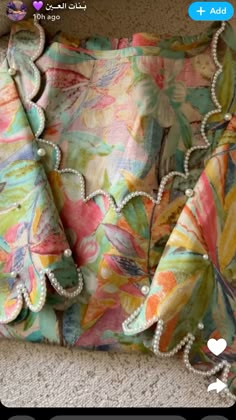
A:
[207, 338, 227, 356]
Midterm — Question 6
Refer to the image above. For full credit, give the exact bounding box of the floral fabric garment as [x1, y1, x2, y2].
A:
[125, 120, 236, 395]
[0, 44, 82, 332]
[0, 19, 236, 398]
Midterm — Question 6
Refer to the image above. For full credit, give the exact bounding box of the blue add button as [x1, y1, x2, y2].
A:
[188, 2, 234, 20]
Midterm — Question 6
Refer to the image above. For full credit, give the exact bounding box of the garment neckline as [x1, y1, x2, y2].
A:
[47, 21, 222, 59]
[7, 19, 225, 61]
[54, 21, 221, 50]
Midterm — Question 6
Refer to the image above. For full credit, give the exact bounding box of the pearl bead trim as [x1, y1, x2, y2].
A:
[36, 138, 61, 169]
[0, 271, 46, 324]
[123, 21, 226, 335]
[43, 266, 83, 298]
[4, 20, 236, 401]
[7, 22, 46, 138]
[0, 267, 83, 324]
[123, 22, 236, 402]
[2, 21, 84, 314]
[123, 309, 235, 401]
[24, 22, 228, 214]
[152, 319, 235, 401]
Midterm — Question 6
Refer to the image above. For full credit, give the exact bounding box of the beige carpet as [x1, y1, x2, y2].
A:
[0, 339, 233, 407]
[0, 0, 235, 408]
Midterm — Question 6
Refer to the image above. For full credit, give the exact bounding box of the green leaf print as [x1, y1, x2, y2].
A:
[210, 268, 236, 344]
[122, 197, 149, 239]
[102, 169, 111, 190]
[163, 120, 180, 160]
[24, 311, 37, 331]
[26, 331, 43, 342]
[222, 23, 236, 51]
[63, 304, 81, 346]
[133, 76, 160, 116]
[216, 47, 235, 114]
[159, 251, 211, 274]
[62, 131, 114, 172]
[186, 87, 212, 116]
[169, 264, 215, 349]
[175, 110, 193, 149]
[39, 306, 59, 343]
[0, 237, 10, 253]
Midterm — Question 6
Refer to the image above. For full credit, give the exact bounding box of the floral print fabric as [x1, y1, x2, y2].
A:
[0, 19, 236, 397]
[0, 40, 82, 328]
[125, 127, 236, 396]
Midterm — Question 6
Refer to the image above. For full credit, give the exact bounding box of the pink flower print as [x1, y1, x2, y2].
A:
[77, 236, 99, 266]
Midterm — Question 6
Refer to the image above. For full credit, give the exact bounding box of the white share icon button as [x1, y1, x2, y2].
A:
[207, 378, 227, 393]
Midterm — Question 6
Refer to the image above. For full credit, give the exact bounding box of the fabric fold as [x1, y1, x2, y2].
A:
[0, 43, 82, 325]
[123, 123, 236, 397]
[0, 17, 236, 400]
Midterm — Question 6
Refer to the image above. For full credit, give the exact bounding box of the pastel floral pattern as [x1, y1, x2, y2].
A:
[0, 18, 236, 398]
[125, 134, 236, 395]
[0, 55, 80, 324]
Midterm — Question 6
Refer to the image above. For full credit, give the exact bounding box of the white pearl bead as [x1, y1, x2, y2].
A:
[224, 113, 232, 121]
[203, 254, 209, 260]
[185, 188, 194, 198]
[198, 322, 204, 330]
[37, 148, 46, 157]
[141, 285, 150, 295]
[64, 248, 72, 258]
[10, 271, 17, 278]
[8, 67, 17, 76]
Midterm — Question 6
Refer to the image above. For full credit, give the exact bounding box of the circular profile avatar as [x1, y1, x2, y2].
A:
[6, 1, 27, 21]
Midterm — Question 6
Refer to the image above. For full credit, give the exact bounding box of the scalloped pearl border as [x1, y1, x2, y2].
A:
[28, 21, 225, 213]
[26, 21, 46, 138]
[0, 267, 83, 324]
[6, 20, 236, 401]
[123, 305, 235, 402]
[123, 21, 236, 402]
[1, 22, 84, 325]
[153, 320, 235, 402]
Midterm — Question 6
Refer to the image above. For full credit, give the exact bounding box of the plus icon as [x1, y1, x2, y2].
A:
[196, 6, 206, 16]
